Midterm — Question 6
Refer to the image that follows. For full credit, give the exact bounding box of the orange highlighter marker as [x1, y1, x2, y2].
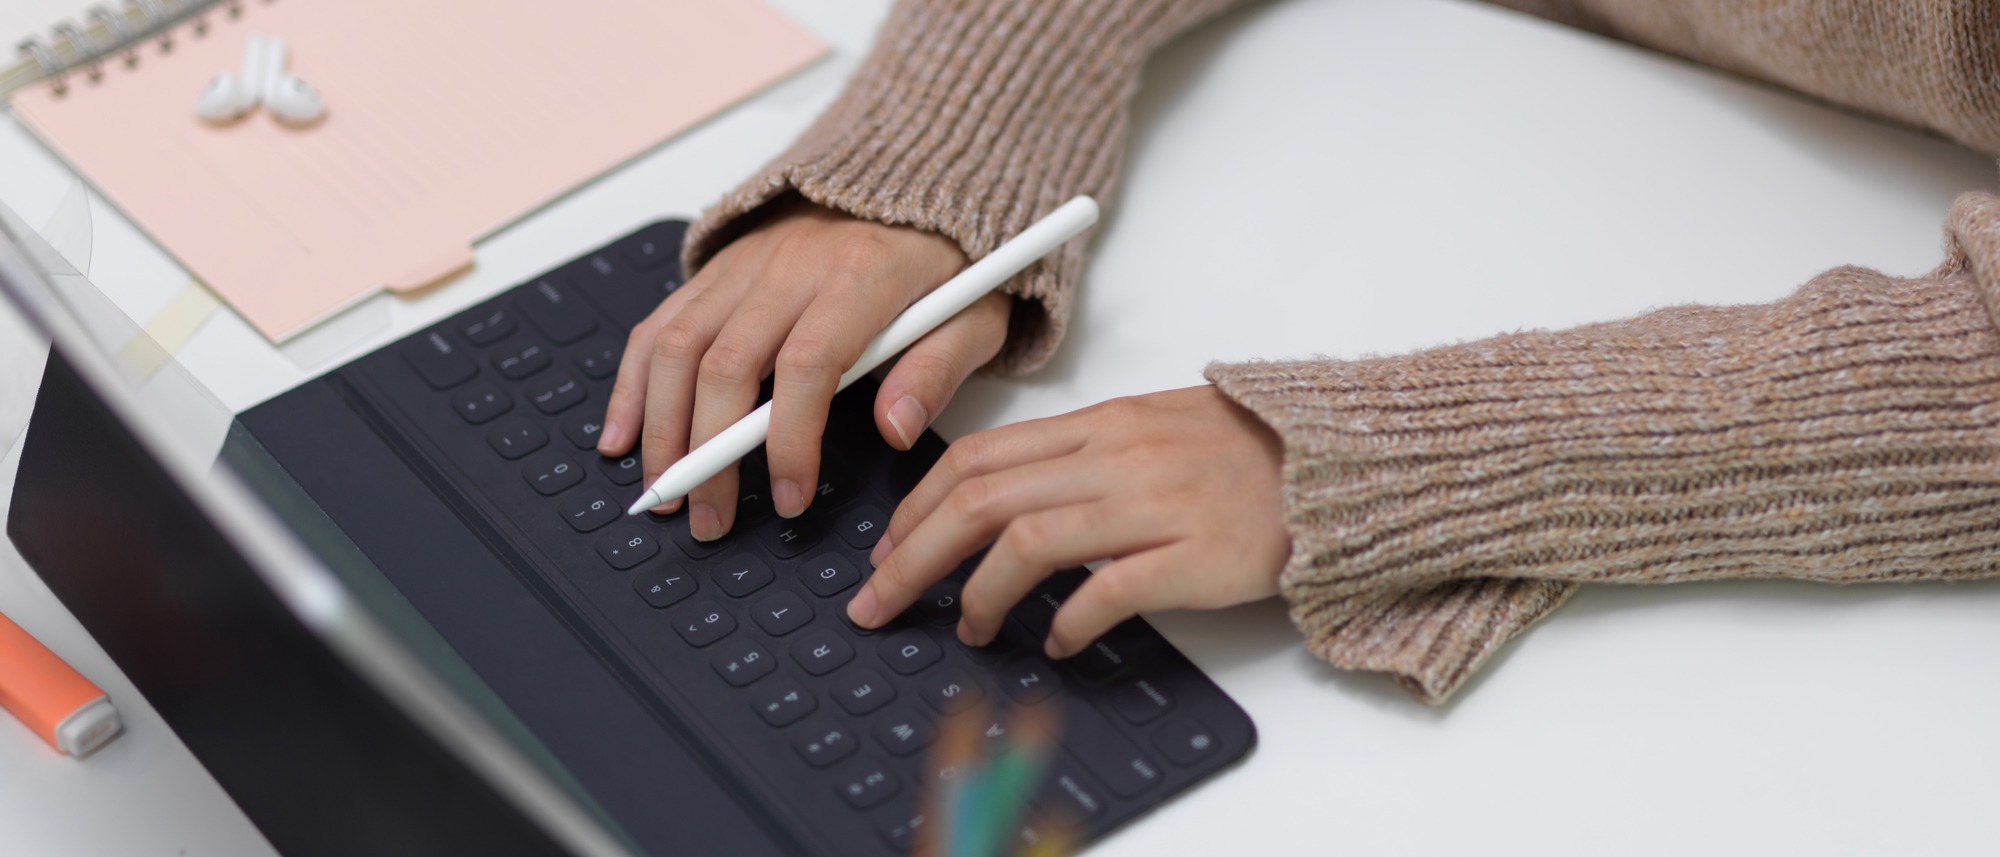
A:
[0, 609, 121, 757]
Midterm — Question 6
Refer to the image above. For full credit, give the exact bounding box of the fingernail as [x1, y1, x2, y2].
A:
[847, 586, 878, 627]
[868, 533, 894, 567]
[648, 496, 683, 516]
[774, 478, 805, 518]
[690, 503, 722, 541]
[1044, 637, 1070, 659]
[596, 419, 622, 454]
[886, 396, 927, 450]
[956, 619, 982, 648]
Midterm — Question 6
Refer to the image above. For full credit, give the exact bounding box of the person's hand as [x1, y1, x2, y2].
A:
[847, 385, 1293, 659]
[598, 199, 1006, 540]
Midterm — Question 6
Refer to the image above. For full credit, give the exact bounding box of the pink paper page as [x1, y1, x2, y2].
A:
[11, 0, 823, 340]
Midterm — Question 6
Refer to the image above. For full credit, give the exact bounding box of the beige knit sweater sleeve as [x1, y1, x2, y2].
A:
[1208, 192, 2000, 703]
[682, 0, 1258, 375]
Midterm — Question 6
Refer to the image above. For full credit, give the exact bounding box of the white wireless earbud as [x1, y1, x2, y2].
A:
[192, 32, 326, 127]
[193, 35, 264, 124]
[258, 36, 326, 126]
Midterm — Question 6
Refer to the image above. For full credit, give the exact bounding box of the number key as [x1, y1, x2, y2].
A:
[670, 600, 736, 647]
[750, 677, 816, 727]
[709, 637, 775, 687]
[594, 524, 658, 570]
[559, 490, 620, 533]
[634, 571, 696, 609]
[522, 451, 583, 496]
[793, 719, 859, 768]
[831, 757, 899, 809]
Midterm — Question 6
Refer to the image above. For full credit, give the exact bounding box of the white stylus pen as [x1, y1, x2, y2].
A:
[625, 195, 1100, 517]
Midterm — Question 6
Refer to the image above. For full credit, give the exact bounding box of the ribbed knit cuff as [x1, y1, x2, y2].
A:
[1484, 0, 2000, 156]
[682, 0, 1256, 375]
[1209, 191, 2000, 705]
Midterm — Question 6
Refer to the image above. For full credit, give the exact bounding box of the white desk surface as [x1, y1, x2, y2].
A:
[3, 1, 1998, 855]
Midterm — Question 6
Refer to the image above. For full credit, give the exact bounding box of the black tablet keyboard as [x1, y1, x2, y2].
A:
[243, 220, 1255, 856]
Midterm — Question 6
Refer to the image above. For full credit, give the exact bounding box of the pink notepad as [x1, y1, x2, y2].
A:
[10, 0, 823, 341]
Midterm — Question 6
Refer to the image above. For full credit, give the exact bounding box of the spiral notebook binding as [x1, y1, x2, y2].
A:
[2, 0, 242, 99]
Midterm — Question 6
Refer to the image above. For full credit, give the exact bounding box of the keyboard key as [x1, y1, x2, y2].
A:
[872, 708, 936, 757]
[1036, 767, 1108, 820]
[561, 413, 606, 449]
[750, 677, 816, 727]
[840, 608, 878, 637]
[634, 570, 697, 609]
[522, 452, 583, 496]
[808, 465, 852, 509]
[797, 552, 861, 598]
[831, 669, 895, 716]
[1068, 621, 1150, 684]
[526, 374, 587, 415]
[670, 523, 728, 560]
[1152, 717, 1220, 767]
[570, 336, 622, 380]
[485, 418, 547, 460]
[835, 505, 888, 551]
[793, 719, 860, 769]
[1110, 678, 1175, 725]
[877, 810, 929, 851]
[1000, 658, 1062, 705]
[402, 331, 477, 389]
[619, 223, 679, 271]
[492, 341, 551, 380]
[915, 582, 962, 627]
[1008, 583, 1069, 643]
[712, 555, 775, 598]
[734, 478, 775, 528]
[878, 629, 943, 676]
[558, 491, 620, 533]
[460, 309, 516, 346]
[451, 383, 512, 425]
[750, 591, 813, 636]
[956, 634, 1019, 666]
[761, 519, 819, 558]
[790, 627, 854, 676]
[520, 279, 598, 344]
[831, 757, 899, 810]
[919, 667, 985, 715]
[670, 600, 736, 647]
[594, 524, 658, 570]
[1060, 698, 1163, 798]
[596, 452, 643, 486]
[708, 637, 776, 688]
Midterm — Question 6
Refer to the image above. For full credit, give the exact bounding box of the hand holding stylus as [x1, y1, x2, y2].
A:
[602, 197, 1100, 529]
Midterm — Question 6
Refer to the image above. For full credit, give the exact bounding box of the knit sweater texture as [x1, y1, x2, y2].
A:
[685, 0, 2000, 703]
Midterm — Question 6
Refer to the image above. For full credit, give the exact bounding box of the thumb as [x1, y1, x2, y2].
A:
[876, 291, 1012, 449]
